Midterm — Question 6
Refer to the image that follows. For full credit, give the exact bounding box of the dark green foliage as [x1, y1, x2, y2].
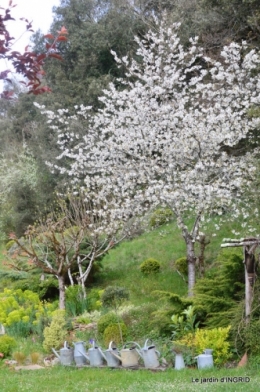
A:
[193, 249, 244, 328]
[103, 322, 127, 346]
[0, 335, 17, 357]
[149, 208, 174, 228]
[101, 286, 129, 309]
[140, 258, 161, 275]
[10, 276, 59, 301]
[151, 291, 193, 335]
[97, 312, 120, 335]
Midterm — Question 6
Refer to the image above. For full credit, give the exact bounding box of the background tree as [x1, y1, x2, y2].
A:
[39, 21, 260, 296]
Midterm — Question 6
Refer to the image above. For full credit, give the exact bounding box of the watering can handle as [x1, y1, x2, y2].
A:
[109, 341, 117, 350]
[123, 341, 141, 350]
[156, 350, 161, 358]
[144, 338, 154, 348]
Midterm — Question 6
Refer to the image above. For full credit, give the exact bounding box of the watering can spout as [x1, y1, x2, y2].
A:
[52, 348, 60, 360]
[78, 349, 90, 362]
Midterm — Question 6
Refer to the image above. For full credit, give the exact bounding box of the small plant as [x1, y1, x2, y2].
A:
[171, 305, 200, 339]
[103, 323, 127, 346]
[140, 258, 161, 275]
[43, 310, 67, 352]
[30, 352, 40, 364]
[0, 335, 17, 357]
[13, 351, 26, 365]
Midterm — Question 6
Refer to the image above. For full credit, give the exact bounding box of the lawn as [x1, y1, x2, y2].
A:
[0, 365, 258, 392]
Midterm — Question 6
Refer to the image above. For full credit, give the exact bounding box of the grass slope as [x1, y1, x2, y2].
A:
[96, 216, 244, 304]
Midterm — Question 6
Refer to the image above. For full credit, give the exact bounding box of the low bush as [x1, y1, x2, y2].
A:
[97, 312, 120, 336]
[103, 323, 127, 346]
[0, 335, 17, 357]
[140, 258, 161, 275]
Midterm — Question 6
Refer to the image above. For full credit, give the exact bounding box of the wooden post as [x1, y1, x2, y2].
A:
[221, 238, 259, 322]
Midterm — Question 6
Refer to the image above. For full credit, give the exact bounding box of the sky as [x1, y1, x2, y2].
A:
[0, 0, 61, 74]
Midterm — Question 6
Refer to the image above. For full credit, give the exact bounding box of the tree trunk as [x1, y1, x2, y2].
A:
[186, 239, 196, 297]
[58, 275, 66, 310]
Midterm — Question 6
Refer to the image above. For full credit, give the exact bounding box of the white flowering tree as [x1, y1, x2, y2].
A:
[36, 22, 260, 296]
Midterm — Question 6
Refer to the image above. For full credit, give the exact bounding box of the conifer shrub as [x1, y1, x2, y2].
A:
[140, 258, 161, 275]
[103, 323, 127, 346]
[43, 310, 67, 352]
[0, 335, 17, 357]
[193, 249, 244, 328]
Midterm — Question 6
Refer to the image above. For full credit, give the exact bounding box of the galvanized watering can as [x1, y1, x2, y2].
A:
[73, 340, 107, 367]
[103, 341, 122, 368]
[136, 339, 161, 368]
[52, 341, 74, 366]
[195, 349, 214, 369]
[110, 341, 141, 367]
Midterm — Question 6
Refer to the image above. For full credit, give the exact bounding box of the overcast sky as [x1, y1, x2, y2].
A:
[0, 0, 61, 73]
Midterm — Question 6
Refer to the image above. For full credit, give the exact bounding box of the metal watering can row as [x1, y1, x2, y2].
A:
[52, 339, 161, 368]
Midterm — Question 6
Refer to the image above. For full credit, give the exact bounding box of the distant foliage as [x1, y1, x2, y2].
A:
[149, 208, 174, 228]
[140, 258, 161, 275]
[0, 335, 17, 357]
[103, 323, 127, 346]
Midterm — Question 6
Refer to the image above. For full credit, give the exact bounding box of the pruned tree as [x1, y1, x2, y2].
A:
[6, 194, 131, 308]
[36, 21, 260, 296]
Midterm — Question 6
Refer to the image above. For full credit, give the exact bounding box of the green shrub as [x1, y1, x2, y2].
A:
[103, 323, 127, 346]
[0, 335, 17, 357]
[97, 312, 119, 335]
[140, 258, 161, 275]
[174, 257, 188, 276]
[149, 208, 173, 228]
[43, 310, 67, 352]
